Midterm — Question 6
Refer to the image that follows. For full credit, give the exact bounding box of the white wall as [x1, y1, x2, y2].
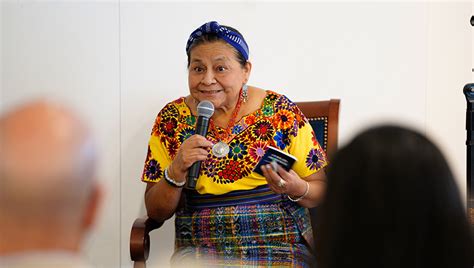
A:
[1, 1, 472, 267]
[1, 2, 121, 267]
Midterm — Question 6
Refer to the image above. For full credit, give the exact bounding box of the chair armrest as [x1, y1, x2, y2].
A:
[130, 216, 164, 263]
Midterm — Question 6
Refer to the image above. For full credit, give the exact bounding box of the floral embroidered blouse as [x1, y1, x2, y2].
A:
[141, 90, 327, 195]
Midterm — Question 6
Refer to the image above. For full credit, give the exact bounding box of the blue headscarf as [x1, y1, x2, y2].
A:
[186, 21, 249, 61]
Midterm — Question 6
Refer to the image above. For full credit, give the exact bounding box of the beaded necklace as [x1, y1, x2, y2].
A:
[209, 87, 246, 157]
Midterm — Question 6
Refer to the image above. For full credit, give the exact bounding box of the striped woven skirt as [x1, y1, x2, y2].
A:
[170, 185, 315, 267]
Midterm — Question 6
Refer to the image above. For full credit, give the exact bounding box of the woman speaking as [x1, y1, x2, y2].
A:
[140, 21, 327, 267]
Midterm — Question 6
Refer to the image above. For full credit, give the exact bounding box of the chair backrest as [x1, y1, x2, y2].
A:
[295, 99, 340, 248]
[295, 99, 340, 161]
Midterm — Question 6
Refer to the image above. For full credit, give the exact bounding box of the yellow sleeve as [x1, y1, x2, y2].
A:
[287, 102, 328, 179]
[141, 113, 172, 183]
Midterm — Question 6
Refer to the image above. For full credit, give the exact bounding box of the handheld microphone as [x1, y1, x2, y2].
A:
[185, 100, 214, 190]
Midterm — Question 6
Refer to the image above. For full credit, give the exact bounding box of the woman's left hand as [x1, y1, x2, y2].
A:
[262, 164, 308, 197]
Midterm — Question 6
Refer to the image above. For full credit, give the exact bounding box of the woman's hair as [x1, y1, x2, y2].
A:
[316, 125, 473, 268]
[186, 25, 247, 68]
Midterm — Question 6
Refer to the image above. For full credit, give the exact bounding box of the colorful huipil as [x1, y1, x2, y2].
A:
[141, 90, 327, 267]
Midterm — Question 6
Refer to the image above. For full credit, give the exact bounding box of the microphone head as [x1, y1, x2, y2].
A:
[197, 100, 214, 118]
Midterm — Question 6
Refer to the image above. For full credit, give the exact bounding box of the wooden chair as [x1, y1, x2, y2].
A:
[296, 99, 340, 160]
[130, 99, 341, 268]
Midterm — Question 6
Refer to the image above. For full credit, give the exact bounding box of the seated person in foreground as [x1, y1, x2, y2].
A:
[316, 125, 473, 268]
[0, 100, 102, 268]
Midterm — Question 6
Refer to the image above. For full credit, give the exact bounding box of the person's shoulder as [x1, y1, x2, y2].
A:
[258, 89, 291, 102]
[150, 96, 191, 135]
[260, 89, 295, 107]
[163, 96, 187, 110]
[249, 88, 284, 103]
[247, 87, 296, 113]
[259, 88, 279, 98]
[156, 96, 187, 117]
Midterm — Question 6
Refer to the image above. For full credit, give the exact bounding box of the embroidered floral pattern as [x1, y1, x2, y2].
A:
[141, 91, 327, 186]
[232, 124, 245, 135]
[144, 157, 161, 182]
[178, 127, 195, 143]
[167, 139, 179, 159]
[229, 140, 248, 161]
[217, 160, 243, 183]
[306, 148, 326, 170]
[252, 121, 274, 141]
[245, 114, 257, 125]
[160, 117, 177, 137]
[185, 115, 196, 126]
[262, 105, 274, 117]
[249, 141, 267, 162]
[274, 131, 291, 150]
[274, 110, 294, 130]
[203, 157, 219, 178]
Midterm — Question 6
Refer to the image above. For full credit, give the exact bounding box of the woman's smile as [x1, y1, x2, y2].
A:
[198, 89, 224, 97]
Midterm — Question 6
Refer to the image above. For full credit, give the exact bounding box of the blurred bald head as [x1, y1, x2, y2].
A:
[0, 100, 98, 228]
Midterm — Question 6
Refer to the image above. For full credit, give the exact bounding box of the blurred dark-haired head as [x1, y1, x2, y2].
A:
[316, 125, 473, 268]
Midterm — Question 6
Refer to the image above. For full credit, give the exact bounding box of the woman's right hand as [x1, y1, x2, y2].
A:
[168, 134, 213, 181]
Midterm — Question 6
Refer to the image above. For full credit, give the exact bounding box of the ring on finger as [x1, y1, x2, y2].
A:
[277, 178, 286, 188]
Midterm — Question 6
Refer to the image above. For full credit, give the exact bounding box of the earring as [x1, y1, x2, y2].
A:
[242, 84, 248, 103]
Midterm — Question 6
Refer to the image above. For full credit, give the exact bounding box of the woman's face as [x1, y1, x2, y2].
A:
[188, 41, 251, 110]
